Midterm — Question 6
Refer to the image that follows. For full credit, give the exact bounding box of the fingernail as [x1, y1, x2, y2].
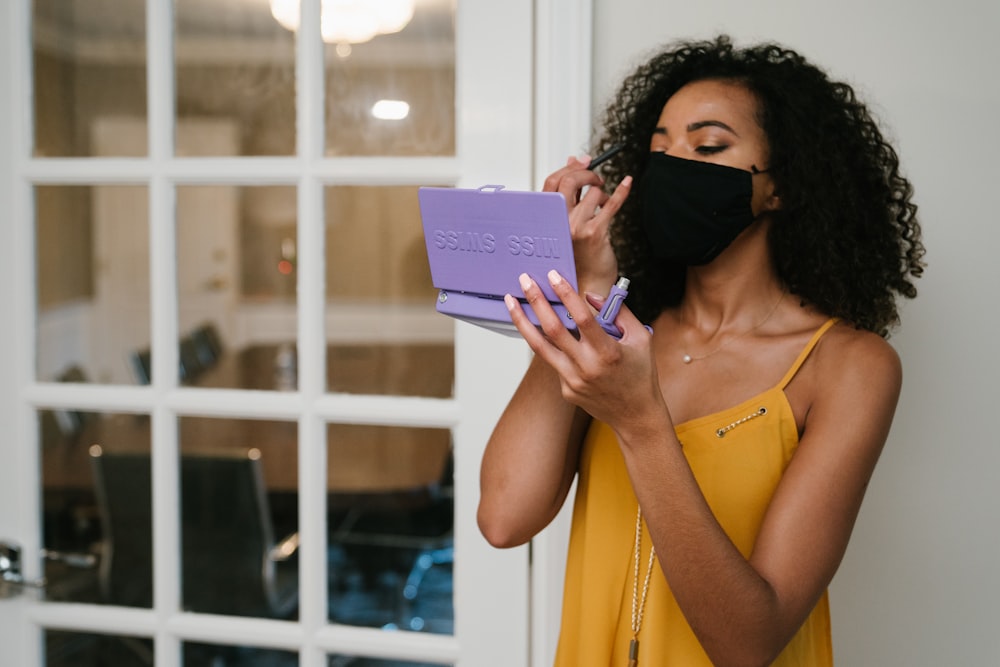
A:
[518, 273, 534, 291]
[504, 294, 517, 311]
[548, 269, 564, 285]
[621, 175, 633, 187]
[576, 154, 591, 166]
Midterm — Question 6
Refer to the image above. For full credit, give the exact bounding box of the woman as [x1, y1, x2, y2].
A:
[477, 36, 925, 666]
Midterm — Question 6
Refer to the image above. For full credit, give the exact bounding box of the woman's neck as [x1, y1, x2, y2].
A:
[675, 251, 784, 335]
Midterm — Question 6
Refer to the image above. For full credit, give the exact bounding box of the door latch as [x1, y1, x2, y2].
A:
[0, 539, 46, 598]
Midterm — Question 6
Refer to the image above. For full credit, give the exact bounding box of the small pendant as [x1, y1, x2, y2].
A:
[627, 638, 639, 667]
[682, 354, 692, 364]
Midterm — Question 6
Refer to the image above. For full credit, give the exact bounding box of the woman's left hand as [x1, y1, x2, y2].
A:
[504, 269, 664, 429]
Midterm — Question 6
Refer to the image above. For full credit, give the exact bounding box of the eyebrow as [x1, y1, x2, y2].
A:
[652, 120, 740, 137]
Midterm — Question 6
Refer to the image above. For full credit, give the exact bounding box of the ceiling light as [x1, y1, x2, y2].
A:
[371, 100, 410, 120]
[270, 0, 416, 45]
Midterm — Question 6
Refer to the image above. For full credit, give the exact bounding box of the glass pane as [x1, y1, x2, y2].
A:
[177, 185, 297, 387]
[33, 0, 148, 157]
[184, 642, 297, 666]
[179, 417, 298, 619]
[327, 425, 453, 634]
[41, 410, 152, 608]
[325, 186, 453, 398]
[36, 184, 151, 385]
[324, 1, 456, 156]
[175, 0, 295, 156]
[46, 629, 153, 667]
[34, 127, 152, 384]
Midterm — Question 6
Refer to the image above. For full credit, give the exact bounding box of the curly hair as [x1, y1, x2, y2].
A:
[592, 35, 925, 336]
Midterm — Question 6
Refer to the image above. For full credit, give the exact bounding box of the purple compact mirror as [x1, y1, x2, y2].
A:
[419, 185, 579, 337]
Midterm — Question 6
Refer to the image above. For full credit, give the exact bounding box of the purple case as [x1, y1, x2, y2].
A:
[418, 185, 579, 336]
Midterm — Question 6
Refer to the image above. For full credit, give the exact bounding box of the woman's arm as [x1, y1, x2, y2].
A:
[477, 157, 633, 548]
[477, 355, 591, 548]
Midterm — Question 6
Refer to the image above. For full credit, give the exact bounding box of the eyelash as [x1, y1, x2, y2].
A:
[696, 145, 728, 155]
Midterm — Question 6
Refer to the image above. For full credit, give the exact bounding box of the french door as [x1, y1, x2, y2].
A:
[1, 0, 593, 665]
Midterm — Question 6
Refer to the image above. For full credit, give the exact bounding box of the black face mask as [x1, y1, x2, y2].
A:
[639, 152, 759, 266]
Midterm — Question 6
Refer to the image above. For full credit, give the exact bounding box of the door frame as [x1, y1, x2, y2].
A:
[529, 2, 595, 664]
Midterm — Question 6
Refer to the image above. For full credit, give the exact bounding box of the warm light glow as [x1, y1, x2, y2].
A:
[270, 0, 415, 45]
[371, 99, 410, 120]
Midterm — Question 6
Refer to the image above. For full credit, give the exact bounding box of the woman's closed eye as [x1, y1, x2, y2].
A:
[695, 144, 728, 155]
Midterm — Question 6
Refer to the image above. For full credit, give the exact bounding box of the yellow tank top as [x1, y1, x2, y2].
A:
[554, 318, 838, 667]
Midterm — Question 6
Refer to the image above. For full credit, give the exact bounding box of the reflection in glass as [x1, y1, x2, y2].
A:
[177, 185, 298, 388]
[35, 185, 151, 385]
[41, 411, 152, 608]
[33, 0, 148, 157]
[175, 0, 295, 156]
[179, 417, 299, 619]
[45, 629, 153, 667]
[325, 186, 453, 398]
[324, 1, 456, 156]
[327, 424, 453, 634]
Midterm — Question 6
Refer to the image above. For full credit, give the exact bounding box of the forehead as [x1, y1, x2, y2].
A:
[658, 79, 762, 129]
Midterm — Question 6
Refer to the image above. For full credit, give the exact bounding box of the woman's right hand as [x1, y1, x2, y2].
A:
[542, 156, 632, 297]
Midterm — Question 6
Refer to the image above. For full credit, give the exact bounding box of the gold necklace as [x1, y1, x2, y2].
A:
[630, 505, 656, 667]
[680, 291, 785, 364]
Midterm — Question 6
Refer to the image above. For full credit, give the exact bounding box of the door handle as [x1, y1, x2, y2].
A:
[0, 539, 46, 598]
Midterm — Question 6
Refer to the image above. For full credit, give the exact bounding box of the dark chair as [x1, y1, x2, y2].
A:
[89, 447, 299, 618]
[190, 323, 224, 368]
[91, 448, 152, 608]
[180, 449, 298, 618]
[131, 330, 218, 385]
[178, 336, 203, 382]
[129, 349, 152, 385]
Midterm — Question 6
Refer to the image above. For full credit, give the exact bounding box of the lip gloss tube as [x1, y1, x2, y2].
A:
[597, 277, 631, 338]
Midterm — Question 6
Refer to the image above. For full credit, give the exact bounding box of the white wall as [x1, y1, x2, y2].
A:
[590, 1, 1000, 664]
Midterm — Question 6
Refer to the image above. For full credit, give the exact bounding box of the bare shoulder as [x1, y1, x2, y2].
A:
[813, 321, 902, 393]
[803, 321, 903, 444]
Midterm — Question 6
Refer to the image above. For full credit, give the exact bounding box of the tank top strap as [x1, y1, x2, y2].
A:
[777, 318, 840, 390]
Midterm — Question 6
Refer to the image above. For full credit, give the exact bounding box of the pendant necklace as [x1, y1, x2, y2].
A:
[680, 291, 785, 364]
[629, 505, 656, 667]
